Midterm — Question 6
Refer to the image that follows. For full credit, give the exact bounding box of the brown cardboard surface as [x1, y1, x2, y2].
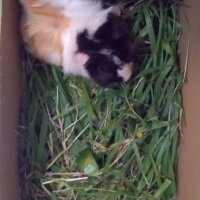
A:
[178, 0, 200, 200]
[0, 0, 21, 199]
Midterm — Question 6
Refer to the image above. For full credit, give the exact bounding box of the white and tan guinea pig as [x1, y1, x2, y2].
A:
[20, 0, 134, 87]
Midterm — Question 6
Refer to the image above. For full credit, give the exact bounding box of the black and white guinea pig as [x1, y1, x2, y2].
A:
[20, 0, 134, 87]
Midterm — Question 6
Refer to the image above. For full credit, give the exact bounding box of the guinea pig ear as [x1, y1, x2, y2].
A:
[74, 53, 89, 66]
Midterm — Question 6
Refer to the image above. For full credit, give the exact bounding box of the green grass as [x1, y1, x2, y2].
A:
[19, 1, 184, 199]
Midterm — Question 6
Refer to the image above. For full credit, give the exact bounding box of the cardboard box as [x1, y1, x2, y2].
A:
[178, 0, 200, 199]
[0, 0, 199, 199]
[0, 0, 20, 199]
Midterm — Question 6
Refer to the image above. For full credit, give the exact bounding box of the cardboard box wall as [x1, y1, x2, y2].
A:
[0, 0, 199, 199]
[0, 0, 20, 199]
[178, 0, 200, 199]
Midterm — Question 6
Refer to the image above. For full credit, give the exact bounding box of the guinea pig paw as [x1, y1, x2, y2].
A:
[73, 53, 89, 66]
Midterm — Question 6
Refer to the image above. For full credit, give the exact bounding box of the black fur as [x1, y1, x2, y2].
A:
[77, 30, 102, 52]
[85, 53, 123, 87]
[94, 13, 134, 62]
[77, 13, 134, 62]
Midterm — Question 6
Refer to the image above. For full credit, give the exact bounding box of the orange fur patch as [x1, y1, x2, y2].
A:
[21, 1, 70, 65]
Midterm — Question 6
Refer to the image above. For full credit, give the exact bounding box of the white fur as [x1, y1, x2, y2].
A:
[49, 52, 60, 65]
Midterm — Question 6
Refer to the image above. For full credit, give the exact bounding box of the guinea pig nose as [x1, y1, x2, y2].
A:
[117, 62, 133, 82]
[127, 62, 133, 70]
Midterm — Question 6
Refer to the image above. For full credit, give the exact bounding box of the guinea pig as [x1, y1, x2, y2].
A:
[20, 0, 134, 87]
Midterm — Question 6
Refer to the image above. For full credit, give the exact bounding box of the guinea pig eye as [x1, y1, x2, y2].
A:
[100, 49, 112, 55]
[112, 55, 121, 65]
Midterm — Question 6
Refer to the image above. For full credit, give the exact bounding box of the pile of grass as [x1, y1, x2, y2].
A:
[19, 0, 184, 199]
